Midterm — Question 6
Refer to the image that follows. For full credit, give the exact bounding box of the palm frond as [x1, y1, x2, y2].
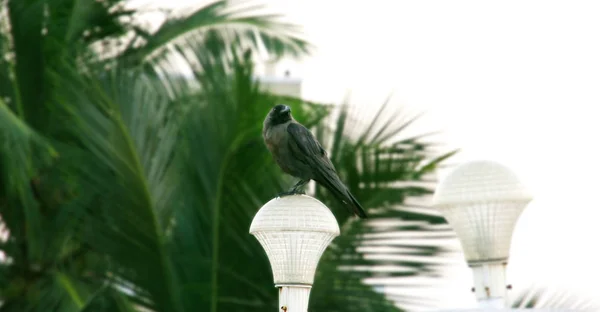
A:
[307, 101, 458, 310]
[122, 0, 311, 67]
[43, 63, 184, 312]
[0, 98, 57, 265]
[165, 52, 288, 312]
[6, 0, 46, 129]
[511, 286, 599, 311]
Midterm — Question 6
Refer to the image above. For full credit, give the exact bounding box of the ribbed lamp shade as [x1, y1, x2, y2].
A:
[432, 161, 532, 263]
[250, 195, 340, 284]
[250, 195, 340, 312]
[432, 161, 533, 308]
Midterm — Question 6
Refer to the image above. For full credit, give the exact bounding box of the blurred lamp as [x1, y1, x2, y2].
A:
[432, 161, 532, 308]
[250, 195, 340, 312]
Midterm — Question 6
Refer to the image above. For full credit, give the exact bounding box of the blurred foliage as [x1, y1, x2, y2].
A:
[0, 0, 458, 311]
[511, 286, 598, 311]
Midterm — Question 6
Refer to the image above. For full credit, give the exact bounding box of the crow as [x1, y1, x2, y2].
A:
[263, 104, 368, 219]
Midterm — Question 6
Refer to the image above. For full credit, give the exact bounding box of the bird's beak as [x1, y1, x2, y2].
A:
[281, 106, 291, 114]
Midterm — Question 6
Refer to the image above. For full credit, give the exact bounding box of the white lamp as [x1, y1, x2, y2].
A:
[250, 195, 340, 312]
[432, 161, 532, 308]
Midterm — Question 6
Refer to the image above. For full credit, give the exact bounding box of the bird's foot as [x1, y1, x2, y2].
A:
[277, 179, 309, 197]
[292, 189, 306, 195]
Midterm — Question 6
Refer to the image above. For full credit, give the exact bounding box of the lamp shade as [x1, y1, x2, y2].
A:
[250, 195, 340, 285]
[432, 161, 532, 263]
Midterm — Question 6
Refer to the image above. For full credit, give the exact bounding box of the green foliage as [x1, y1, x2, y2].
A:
[305, 101, 457, 310]
[511, 286, 597, 310]
[0, 0, 455, 311]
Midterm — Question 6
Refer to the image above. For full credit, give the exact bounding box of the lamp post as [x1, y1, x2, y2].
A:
[432, 161, 533, 309]
[250, 195, 340, 312]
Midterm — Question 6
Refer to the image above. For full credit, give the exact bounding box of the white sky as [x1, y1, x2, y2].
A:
[130, 0, 600, 310]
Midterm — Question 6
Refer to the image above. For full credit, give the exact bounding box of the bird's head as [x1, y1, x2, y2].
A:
[267, 104, 292, 125]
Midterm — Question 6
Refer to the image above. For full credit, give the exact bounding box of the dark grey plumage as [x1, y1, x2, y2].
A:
[263, 104, 368, 219]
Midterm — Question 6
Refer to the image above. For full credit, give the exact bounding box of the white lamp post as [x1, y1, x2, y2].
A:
[250, 195, 340, 312]
[432, 161, 533, 309]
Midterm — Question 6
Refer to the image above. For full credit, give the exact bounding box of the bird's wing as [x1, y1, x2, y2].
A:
[286, 122, 328, 161]
[286, 122, 340, 180]
[287, 122, 367, 218]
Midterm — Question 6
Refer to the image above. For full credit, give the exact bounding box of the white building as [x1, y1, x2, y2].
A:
[255, 60, 302, 98]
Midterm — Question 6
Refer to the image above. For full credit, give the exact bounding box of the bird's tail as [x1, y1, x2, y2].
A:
[316, 172, 368, 219]
[345, 188, 368, 219]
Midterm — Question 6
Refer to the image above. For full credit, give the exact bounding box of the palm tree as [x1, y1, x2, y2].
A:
[0, 0, 456, 311]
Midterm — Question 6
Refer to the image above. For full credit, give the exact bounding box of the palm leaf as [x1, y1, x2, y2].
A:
[27, 60, 182, 312]
[121, 0, 311, 67]
[0, 97, 57, 266]
[1, 0, 313, 309]
[166, 52, 288, 312]
[306, 101, 458, 310]
[511, 286, 598, 311]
